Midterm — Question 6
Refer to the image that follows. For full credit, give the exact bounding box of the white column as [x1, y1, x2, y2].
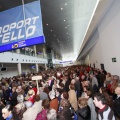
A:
[17, 63, 22, 75]
[16, 49, 20, 54]
[35, 63, 39, 73]
[45, 63, 47, 70]
[51, 49, 54, 59]
[33, 45, 36, 56]
[43, 46, 46, 58]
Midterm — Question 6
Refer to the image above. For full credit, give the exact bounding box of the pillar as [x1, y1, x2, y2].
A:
[45, 63, 47, 70]
[43, 46, 46, 58]
[17, 63, 22, 75]
[33, 45, 36, 56]
[35, 63, 39, 73]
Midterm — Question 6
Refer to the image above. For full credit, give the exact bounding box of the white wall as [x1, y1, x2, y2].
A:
[0, 52, 63, 78]
[0, 66, 18, 78]
[0, 52, 47, 79]
[0, 63, 32, 79]
[84, 54, 90, 66]
[0, 52, 47, 64]
[84, 0, 120, 75]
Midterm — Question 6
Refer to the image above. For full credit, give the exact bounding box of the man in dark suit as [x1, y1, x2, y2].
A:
[75, 77, 83, 99]
[112, 85, 120, 120]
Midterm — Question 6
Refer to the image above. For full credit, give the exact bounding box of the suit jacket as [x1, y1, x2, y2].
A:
[58, 108, 72, 120]
[32, 100, 42, 113]
[112, 97, 120, 118]
[22, 105, 40, 120]
[76, 106, 91, 120]
[10, 91, 18, 106]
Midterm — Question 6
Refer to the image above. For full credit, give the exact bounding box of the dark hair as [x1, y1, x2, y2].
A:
[56, 88, 62, 94]
[100, 87, 113, 107]
[34, 95, 40, 102]
[84, 86, 90, 91]
[100, 87, 107, 93]
[3, 104, 13, 112]
[42, 99, 50, 109]
[62, 91, 69, 100]
[86, 91, 92, 98]
[43, 87, 50, 94]
[94, 93, 106, 104]
[55, 88, 61, 93]
[107, 73, 111, 77]
[0, 85, 2, 90]
[59, 83, 64, 88]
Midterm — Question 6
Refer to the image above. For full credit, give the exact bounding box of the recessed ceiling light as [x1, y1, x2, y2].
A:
[46, 24, 48, 25]
[66, 33, 68, 34]
[61, 8, 63, 10]
[51, 30, 52, 32]
[65, 3, 67, 6]
[65, 27, 67, 28]
[64, 20, 65, 21]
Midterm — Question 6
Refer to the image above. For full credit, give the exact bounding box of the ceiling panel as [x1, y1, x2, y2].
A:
[41, 0, 74, 57]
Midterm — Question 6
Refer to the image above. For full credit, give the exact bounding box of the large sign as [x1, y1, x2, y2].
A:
[0, 0, 45, 52]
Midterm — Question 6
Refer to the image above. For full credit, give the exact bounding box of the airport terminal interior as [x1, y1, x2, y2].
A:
[0, 0, 120, 120]
[0, 0, 120, 77]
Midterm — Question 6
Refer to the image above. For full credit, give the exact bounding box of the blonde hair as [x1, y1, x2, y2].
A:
[28, 90, 35, 96]
[78, 97, 88, 107]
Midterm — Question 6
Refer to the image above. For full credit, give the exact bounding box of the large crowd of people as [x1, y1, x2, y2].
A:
[0, 65, 120, 120]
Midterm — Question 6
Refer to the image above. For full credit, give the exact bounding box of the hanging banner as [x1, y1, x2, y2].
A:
[0, 0, 45, 52]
